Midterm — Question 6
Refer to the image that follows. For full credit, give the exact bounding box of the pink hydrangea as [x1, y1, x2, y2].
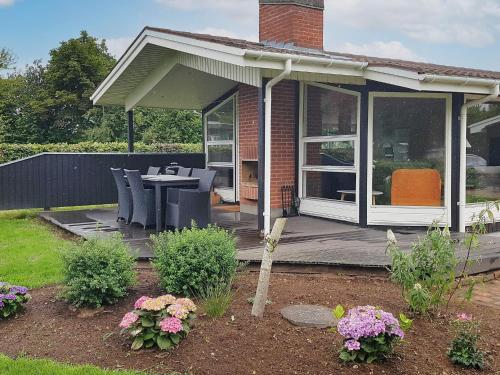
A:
[160, 317, 183, 334]
[176, 298, 197, 312]
[119, 312, 139, 329]
[456, 313, 473, 321]
[167, 303, 189, 319]
[134, 296, 151, 309]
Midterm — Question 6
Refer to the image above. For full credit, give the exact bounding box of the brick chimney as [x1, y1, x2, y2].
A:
[259, 0, 324, 50]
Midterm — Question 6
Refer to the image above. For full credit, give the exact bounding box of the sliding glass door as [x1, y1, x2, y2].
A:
[299, 83, 360, 222]
[204, 95, 237, 203]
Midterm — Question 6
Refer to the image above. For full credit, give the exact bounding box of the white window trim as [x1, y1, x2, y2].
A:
[367, 91, 452, 226]
[298, 81, 361, 223]
[204, 93, 239, 202]
[462, 94, 500, 225]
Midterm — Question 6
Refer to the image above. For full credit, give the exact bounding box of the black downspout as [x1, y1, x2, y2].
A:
[127, 110, 134, 153]
[358, 87, 369, 227]
[257, 79, 267, 231]
[451, 93, 464, 231]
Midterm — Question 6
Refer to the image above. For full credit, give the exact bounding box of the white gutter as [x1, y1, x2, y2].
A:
[421, 74, 500, 88]
[459, 84, 499, 232]
[244, 49, 368, 70]
[263, 58, 293, 235]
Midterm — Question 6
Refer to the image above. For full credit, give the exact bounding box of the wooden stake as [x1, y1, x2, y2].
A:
[251, 217, 287, 318]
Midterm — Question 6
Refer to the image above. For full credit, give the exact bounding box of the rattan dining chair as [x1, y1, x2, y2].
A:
[110, 168, 133, 223]
[124, 169, 156, 229]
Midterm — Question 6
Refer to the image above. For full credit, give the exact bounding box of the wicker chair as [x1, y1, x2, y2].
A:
[124, 169, 156, 229]
[147, 166, 162, 175]
[110, 168, 133, 223]
[176, 167, 192, 177]
[165, 169, 216, 229]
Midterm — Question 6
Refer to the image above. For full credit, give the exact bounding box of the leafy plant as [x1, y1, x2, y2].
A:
[0, 282, 31, 319]
[61, 234, 137, 307]
[199, 281, 233, 318]
[448, 313, 485, 369]
[334, 305, 412, 363]
[387, 224, 457, 314]
[152, 224, 238, 297]
[120, 295, 196, 351]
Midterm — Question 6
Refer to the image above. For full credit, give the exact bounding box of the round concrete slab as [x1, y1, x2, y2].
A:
[281, 304, 338, 328]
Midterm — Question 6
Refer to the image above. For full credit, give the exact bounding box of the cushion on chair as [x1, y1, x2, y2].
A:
[391, 169, 442, 206]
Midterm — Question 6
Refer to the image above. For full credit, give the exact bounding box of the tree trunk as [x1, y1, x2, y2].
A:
[251, 217, 287, 318]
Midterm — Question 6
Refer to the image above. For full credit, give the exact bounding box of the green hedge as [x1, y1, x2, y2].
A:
[0, 142, 203, 164]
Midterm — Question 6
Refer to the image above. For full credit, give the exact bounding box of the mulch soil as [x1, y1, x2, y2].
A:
[1, 264, 499, 375]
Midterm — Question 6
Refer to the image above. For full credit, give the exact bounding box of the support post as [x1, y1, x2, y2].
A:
[127, 110, 134, 153]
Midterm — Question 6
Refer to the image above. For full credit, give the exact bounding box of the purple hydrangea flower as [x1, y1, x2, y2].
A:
[345, 339, 361, 351]
[3, 294, 16, 300]
[0, 301, 4, 309]
[337, 305, 403, 343]
[9, 286, 28, 295]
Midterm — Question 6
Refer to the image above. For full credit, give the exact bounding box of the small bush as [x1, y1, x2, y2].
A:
[448, 313, 485, 369]
[152, 225, 238, 297]
[334, 305, 412, 363]
[387, 225, 457, 314]
[120, 295, 197, 351]
[0, 283, 31, 319]
[61, 234, 137, 307]
[199, 281, 233, 318]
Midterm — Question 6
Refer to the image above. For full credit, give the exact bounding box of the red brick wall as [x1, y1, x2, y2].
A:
[269, 80, 297, 209]
[237, 81, 297, 210]
[259, 4, 324, 50]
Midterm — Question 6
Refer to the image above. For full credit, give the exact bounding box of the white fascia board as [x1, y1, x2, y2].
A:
[468, 114, 500, 133]
[246, 58, 364, 77]
[364, 67, 500, 94]
[124, 56, 177, 111]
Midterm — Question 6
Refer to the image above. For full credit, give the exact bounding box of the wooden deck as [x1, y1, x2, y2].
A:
[40, 206, 500, 274]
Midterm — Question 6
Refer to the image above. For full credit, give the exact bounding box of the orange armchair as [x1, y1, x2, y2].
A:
[391, 169, 442, 206]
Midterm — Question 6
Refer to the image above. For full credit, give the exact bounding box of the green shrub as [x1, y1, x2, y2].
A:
[61, 234, 137, 307]
[152, 225, 238, 297]
[387, 225, 457, 314]
[0, 142, 202, 164]
[448, 314, 485, 369]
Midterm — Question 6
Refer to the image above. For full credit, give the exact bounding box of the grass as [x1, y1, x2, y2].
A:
[0, 354, 146, 375]
[0, 218, 69, 288]
[198, 282, 233, 318]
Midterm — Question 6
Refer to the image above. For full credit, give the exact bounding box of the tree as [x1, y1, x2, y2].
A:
[0, 48, 15, 71]
[44, 31, 115, 141]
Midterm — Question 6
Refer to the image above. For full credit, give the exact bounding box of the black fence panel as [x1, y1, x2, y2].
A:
[0, 152, 205, 210]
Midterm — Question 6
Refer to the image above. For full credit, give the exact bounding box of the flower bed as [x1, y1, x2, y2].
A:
[0, 282, 30, 319]
[120, 294, 197, 351]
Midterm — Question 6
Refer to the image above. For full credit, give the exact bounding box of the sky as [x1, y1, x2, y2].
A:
[1, 0, 500, 71]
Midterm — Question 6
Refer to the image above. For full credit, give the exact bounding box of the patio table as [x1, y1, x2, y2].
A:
[338, 189, 383, 205]
[141, 175, 199, 232]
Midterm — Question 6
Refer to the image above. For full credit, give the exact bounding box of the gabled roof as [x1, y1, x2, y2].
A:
[469, 113, 500, 133]
[145, 27, 500, 81]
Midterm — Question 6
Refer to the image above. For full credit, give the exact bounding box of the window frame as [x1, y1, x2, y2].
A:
[367, 91, 452, 226]
[204, 93, 238, 202]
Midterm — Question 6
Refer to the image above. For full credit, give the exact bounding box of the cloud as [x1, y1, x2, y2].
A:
[105, 37, 134, 59]
[327, 0, 500, 47]
[336, 41, 424, 61]
[155, 0, 256, 21]
[0, 0, 15, 6]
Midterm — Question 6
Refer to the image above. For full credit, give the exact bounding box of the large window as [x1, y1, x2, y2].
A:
[466, 102, 500, 204]
[372, 95, 447, 207]
[301, 84, 359, 202]
[205, 95, 236, 200]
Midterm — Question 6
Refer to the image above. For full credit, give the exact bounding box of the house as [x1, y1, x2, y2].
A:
[91, 0, 500, 234]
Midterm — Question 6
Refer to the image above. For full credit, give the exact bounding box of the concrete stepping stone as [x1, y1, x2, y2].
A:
[281, 304, 338, 328]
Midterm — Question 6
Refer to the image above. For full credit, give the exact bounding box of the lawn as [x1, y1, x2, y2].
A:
[0, 217, 69, 288]
[0, 355, 145, 375]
